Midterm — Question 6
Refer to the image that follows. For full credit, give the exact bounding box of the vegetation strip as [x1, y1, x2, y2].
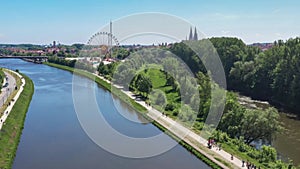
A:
[0, 72, 34, 169]
[0, 69, 4, 92]
[44, 62, 225, 169]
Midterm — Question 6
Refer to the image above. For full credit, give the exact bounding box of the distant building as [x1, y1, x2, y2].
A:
[188, 27, 198, 41]
[249, 43, 273, 51]
[53, 41, 56, 48]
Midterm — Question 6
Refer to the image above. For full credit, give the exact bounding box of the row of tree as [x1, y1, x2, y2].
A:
[228, 38, 300, 112]
[170, 37, 300, 114]
[48, 56, 95, 73]
[54, 44, 290, 167]
[97, 47, 282, 146]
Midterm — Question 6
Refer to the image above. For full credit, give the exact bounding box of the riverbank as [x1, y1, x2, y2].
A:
[0, 72, 34, 169]
[0, 69, 4, 92]
[44, 62, 243, 169]
[45, 62, 147, 113]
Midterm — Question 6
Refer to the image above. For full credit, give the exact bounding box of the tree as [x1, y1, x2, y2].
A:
[240, 107, 282, 144]
[218, 100, 245, 138]
[166, 74, 178, 91]
[135, 74, 152, 97]
[153, 90, 167, 108]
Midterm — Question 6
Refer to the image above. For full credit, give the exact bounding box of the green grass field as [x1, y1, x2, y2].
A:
[137, 68, 181, 115]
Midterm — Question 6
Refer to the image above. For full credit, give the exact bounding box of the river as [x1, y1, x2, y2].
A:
[238, 95, 300, 165]
[273, 113, 300, 165]
[0, 59, 210, 169]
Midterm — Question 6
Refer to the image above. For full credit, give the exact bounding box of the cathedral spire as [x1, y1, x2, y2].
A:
[194, 27, 198, 41]
[189, 27, 193, 41]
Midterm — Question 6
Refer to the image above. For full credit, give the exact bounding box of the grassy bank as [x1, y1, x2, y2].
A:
[44, 62, 223, 169]
[0, 74, 34, 169]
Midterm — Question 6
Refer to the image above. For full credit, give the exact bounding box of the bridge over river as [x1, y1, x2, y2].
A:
[0, 56, 49, 64]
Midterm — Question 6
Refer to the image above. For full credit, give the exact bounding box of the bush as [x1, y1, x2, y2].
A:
[173, 110, 179, 116]
[259, 145, 277, 163]
[193, 122, 204, 130]
[213, 131, 230, 143]
[165, 103, 175, 111]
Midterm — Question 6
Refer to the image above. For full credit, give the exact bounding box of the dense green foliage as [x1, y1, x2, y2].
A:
[0, 43, 83, 57]
[0, 74, 34, 169]
[112, 48, 130, 60]
[218, 95, 282, 144]
[51, 37, 298, 168]
[48, 56, 95, 73]
[98, 61, 119, 80]
[213, 131, 294, 169]
[98, 46, 283, 144]
[98, 48, 282, 142]
[168, 38, 298, 168]
[170, 37, 300, 114]
[228, 38, 300, 112]
[132, 73, 153, 97]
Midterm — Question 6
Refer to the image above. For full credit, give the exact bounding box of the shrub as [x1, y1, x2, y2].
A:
[165, 103, 175, 111]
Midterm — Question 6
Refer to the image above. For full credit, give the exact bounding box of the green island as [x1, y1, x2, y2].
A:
[45, 36, 299, 169]
[0, 72, 34, 169]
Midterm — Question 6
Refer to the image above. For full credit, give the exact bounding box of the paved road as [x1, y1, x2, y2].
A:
[0, 71, 16, 107]
[0, 70, 25, 129]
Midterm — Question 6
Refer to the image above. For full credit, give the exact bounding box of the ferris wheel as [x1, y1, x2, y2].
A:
[87, 31, 119, 58]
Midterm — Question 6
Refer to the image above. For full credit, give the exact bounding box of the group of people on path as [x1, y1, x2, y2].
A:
[242, 160, 261, 169]
[207, 138, 221, 151]
[207, 138, 262, 169]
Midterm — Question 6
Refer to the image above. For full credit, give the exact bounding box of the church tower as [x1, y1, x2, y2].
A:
[189, 27, 193, 41]
[194, 27, 198, 41]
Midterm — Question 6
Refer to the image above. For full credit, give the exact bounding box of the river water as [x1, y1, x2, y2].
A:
[273, 113, 300, 165]
[0, 59, 210, 169]
[238, 95, 300, 165]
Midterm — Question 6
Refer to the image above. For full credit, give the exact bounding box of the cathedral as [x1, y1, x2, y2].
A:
[188, 27, 198, 41]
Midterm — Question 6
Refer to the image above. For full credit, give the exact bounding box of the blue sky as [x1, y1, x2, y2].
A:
[0, 0, 299, 44]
